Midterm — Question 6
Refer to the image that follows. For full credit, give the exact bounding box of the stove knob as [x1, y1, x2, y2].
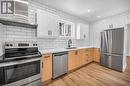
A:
[33, 44, 37, 46]
[6, 44, 9, 46]
[10, 44, 13, 47]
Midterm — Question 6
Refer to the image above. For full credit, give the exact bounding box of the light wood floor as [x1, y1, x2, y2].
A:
[44, 58, 130, 86]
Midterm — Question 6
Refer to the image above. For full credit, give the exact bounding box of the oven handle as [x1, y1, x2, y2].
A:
[0, 58, 40, 67]
[13, 58, 40, 65]
[5, 53, 42, 60]
[38, 51, 42, 57]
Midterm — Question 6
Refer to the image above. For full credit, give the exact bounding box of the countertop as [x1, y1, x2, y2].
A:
[39, 46, 93, 54]
[0, 46, 94, 67]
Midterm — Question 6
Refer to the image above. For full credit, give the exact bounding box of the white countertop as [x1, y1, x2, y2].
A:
[0, 46, 93, 67]
[39, 46, 93, 54]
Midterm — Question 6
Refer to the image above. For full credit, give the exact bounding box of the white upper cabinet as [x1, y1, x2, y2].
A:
[37, 9, 59, 38]
[110, 16, 126, 28]
[96, 15, 127, 30]
[76, 23, 89, 39]
[127, 14, 130, 24]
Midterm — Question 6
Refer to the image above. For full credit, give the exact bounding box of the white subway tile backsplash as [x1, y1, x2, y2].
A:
[0, 7, 89, 49]
[0, 23, 88, 50]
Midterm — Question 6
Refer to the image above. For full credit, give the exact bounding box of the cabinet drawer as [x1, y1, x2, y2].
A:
[43, 54, 52, 59]
[84, 49, 89, 53]
[43, 54, 52, 57]
[85, 49, 89, 52]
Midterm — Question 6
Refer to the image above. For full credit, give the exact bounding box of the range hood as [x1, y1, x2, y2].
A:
[0, 0, 29, 23]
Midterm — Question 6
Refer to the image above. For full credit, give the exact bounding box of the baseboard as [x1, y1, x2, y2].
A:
[42, 79, 52, 85]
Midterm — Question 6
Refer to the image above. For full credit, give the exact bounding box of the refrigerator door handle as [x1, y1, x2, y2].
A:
[107, 54, 121, 57]
[103, 53, 121, 57]
[105, 31, 108, 53]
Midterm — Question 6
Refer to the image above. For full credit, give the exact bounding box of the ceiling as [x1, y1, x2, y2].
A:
[33, 0, 130, 21]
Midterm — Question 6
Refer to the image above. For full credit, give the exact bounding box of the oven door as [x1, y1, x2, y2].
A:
[3, 59, 40, 84]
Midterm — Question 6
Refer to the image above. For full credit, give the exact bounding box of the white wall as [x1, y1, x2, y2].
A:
[0, 24, 4, 56]
[0, 1, 91, 55]
[29, 1, 90, 48]
[89, 12, 130, 55]
[30, 1, 88, 25]
[0, 24, 76, 51]
[127, 24, 130, 55]
[0, 24, 4, 42]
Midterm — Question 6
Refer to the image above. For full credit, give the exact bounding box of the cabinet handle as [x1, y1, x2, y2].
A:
[44, 56, 50, 58]
[42, 62, 43, 68]
[84, 34, 86, 38]
[75, 51, 78, 55]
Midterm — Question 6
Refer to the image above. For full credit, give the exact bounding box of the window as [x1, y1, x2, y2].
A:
[59, 20, 75, 38]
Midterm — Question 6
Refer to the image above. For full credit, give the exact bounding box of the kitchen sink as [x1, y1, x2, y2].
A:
[66, 47, 77, 49]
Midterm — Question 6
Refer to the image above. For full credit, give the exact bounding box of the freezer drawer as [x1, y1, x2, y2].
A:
[100, 53, 123, 72]
[110, 54, 123, 71]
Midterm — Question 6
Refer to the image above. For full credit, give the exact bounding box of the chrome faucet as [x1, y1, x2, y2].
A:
[68, 39, 72, 48]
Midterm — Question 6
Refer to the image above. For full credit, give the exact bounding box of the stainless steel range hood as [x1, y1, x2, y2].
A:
[0, 0, 29, 23]
[14, 0, 28, 17]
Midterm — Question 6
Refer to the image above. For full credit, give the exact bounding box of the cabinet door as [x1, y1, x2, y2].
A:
[37, 9, 59, 37]
[82, 24, 89, 39]
[127, 14, 130, 24]
[49, 14, 59, 37]
[93, 48, 100, 63]
[88, 48, 94, 62]
[77, 23, 89, 39]
[111, 16, 126, 28]
[41, 54, 52, 82]
[68, 51, 77, 71]
[75, 50, 81, 68]
[77, 49, 84, 67]
[37, 9, 50, 37]
[84, 49, 90, 64]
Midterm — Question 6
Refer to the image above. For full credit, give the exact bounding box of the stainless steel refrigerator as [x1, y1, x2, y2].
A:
[100, 27, 127, 72]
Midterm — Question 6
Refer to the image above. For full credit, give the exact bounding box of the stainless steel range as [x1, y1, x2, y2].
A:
[0, 42, 42, 86]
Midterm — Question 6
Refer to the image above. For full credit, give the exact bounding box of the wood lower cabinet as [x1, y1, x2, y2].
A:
[93, 48, 100, 63]
[68, 48, 94, 71]
[88, 48, 94, 63]
[78, 49, 85, 66]
[68, 50, 78, 71]
[79, 49, 88, 65]
[82, 48, 93, 64]
[77, 49, 88, 67]
[41, 53, 52, 82]
[41, 48, 100, 82]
